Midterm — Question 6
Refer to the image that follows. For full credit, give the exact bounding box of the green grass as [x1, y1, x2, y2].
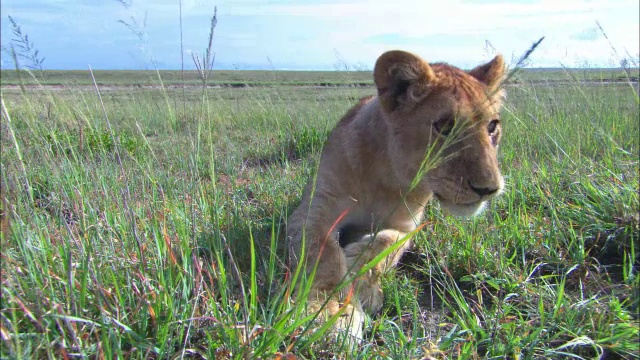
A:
[0, 69, 374, 87]
[0, 69, 638, 359]
[1, 67, 637, 87]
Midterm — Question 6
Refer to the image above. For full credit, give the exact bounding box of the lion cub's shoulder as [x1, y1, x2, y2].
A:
[335, 95, 375, 129]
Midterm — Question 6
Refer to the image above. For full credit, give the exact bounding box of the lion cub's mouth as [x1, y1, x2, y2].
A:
[434, 193, 486, 217]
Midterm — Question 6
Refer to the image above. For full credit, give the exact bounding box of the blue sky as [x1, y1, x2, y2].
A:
[1, 0, 638, 70]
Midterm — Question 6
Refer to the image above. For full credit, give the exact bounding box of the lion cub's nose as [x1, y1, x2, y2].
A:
[469, 182, 500, 197]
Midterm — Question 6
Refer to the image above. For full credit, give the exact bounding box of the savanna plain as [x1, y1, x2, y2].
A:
[0, 67, 638, 359]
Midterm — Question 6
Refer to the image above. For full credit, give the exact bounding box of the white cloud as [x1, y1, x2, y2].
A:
[1, 0, 637, 69]
[221, 0, 632, 35]
[205, 0, 637, 68]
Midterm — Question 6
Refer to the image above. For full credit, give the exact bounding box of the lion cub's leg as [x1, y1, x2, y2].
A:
[342, 229, 411, 314]
[289, 224, 366, 340]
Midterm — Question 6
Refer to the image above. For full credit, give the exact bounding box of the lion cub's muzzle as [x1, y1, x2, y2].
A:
[433, 171, 504, 217]
[468, 179, 501, 197]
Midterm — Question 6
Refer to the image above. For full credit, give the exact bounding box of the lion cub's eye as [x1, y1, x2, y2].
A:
[433, 117, 454, 137]
[488, 119, 500, 135]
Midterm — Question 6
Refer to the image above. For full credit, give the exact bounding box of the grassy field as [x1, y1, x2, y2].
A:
[0, 69, 638, 359]
[1, 67, 637, 87]
[0, 69, 372, 87]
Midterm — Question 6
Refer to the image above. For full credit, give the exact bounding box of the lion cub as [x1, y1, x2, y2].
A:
[287, 50, 506, 339]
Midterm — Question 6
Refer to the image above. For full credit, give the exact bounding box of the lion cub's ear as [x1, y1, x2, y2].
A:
[374, 50, 436, 113]
[468, 55, 505, 91]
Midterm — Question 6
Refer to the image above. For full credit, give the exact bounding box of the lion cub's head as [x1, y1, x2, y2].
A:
[374, 50, 506, 217]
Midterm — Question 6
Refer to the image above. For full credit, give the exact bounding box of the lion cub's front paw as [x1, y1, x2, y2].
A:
[333, 301, 365, 342]
[356, 279, 384, 314]
[343, 241, 386, 314]
[306, 290, 365, 341]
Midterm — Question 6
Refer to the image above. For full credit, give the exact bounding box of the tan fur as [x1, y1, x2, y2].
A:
[287, 50, 506, 339]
